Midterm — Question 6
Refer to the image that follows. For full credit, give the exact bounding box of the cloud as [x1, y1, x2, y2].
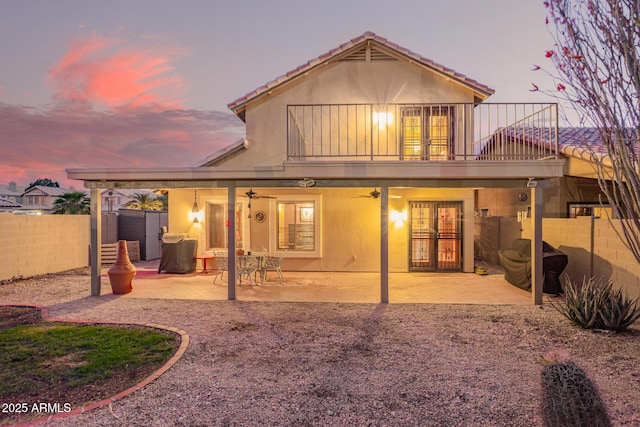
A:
[49, 32, 187, 110]
[0, 103, 245, 188]
[0, 31, 245, 190]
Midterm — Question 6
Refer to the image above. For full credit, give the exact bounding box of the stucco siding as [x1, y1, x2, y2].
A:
[218, 59, 477, 169]
[167, 187, 475, 273]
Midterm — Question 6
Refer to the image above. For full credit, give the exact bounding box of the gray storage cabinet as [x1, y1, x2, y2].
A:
[118, 209, 168, 260]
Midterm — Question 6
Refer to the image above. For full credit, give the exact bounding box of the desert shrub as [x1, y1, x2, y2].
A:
[550, 276, 640, 331]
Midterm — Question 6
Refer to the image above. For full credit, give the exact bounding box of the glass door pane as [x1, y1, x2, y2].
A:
[436, 202, 462, 270]
[401, 107, 424, 160]
[409, 201, 436, 270]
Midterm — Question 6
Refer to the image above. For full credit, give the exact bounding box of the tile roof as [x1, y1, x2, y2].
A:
[22, 186, 72, 196]
[0, 183, 26, 196]
[194, 138, 248, 167]
[0, 195, 21, 208]
[227, 31, 495, 120]
[485, 127, 636, 163]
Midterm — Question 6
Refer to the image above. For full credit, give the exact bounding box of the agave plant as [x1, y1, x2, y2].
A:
[550, 276, 640, 332]
[599, 285, 640, 331]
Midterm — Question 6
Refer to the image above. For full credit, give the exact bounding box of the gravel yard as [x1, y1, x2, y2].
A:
[1, 270, 639, 426]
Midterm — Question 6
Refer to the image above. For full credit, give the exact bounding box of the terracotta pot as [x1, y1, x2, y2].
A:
[108, 240, 136, 294]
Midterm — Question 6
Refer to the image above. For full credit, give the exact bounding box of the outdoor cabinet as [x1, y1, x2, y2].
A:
[118, 209, 168, 260]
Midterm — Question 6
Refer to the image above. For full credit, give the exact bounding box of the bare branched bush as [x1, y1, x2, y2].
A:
[542, 1, 640, 263]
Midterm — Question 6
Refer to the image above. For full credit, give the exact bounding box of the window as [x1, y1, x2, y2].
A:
[400, 105, 454, 160]
[568, 203, 613, 219]
[206, 202, 245, 250]
[28, 195, 45, 205]
[276, 201, 316, 252]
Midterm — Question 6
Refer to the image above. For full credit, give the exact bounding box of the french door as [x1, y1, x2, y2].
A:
[409, 201, 462, 271]
[400, 106, 454, 160]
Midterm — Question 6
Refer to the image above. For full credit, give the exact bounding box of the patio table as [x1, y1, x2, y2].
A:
[195, 253, 216, 274]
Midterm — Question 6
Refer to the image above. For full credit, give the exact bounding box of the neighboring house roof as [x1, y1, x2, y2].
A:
[480, 127, 636, 165]
[228, 31, 495, 121]
[0, 195, 21, 208]
[0, 182, 27, 199]
[21, 186, 71, 197]
[195, 138, 248, 167]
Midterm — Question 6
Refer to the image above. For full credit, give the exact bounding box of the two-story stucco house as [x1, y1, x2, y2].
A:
[19, 185, 72, 214]
[68, 32, 565, 303]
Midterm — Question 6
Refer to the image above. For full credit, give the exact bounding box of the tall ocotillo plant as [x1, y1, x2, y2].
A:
[541, 1, 640, 264]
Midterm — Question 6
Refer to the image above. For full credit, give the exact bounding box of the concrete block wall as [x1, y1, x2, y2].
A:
[0, 214, 90, 281]
[474, 217, 522, 265]
[522, 217, 640, 300]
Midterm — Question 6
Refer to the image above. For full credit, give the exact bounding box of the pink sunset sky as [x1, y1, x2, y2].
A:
[0, 0, 560, 189]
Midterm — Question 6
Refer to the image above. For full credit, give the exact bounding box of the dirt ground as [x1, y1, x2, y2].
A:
[1, 270, 639, 426]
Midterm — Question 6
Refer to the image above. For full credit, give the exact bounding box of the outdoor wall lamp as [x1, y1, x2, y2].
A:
[390, 209, 407, 226]
[373, 110, 393, 130]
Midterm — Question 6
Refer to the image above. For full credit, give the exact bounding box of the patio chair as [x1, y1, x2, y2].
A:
[212, 250, 228, 284]
[258, 253, 285, 284]
[236, 255, 262, 286]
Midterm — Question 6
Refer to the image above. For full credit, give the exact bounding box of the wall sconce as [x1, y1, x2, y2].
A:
[189, 189, 202, 224]
[389, 209, 407, 226]
[373, 110, 393, 130]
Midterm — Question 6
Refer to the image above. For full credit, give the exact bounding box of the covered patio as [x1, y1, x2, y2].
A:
[102, 260, 532, 305]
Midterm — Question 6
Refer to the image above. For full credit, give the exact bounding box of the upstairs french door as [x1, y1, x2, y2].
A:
[409, 201, 462, 271]
[400, 106, 454, 160]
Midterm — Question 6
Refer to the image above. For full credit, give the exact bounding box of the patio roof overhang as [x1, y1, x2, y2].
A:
[68, 160, 555, 306]
[67, 159, 565, 189]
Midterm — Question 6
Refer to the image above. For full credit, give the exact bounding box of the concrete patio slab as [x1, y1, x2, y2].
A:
[101, 261, 532, 305]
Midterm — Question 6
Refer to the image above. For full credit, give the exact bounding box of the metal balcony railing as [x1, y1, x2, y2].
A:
[287, 103, 558, 161]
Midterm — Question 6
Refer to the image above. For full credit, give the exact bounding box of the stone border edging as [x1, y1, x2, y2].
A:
[1, 304, 190, 427]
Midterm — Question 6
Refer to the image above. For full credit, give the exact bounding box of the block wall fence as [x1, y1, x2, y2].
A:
[476, 216, 640, 299]
[2, 214, 638, 300]
[0, 214, 90, 281]
[522, 217, 640, 300]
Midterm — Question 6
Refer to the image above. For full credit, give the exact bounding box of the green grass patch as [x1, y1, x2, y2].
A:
[0, 306, 178, 423]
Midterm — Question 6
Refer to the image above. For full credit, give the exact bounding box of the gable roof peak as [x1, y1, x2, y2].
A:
[228, 31, 494, 121]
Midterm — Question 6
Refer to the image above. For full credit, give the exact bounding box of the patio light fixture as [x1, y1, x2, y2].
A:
[373, 109, 393, 130]
[190, 189, 201, 223]
[390, 209, 407, 226]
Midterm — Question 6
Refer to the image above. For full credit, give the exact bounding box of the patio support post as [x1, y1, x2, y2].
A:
[227, 183, 236, 300]
[90, 187, 102, 296]
[380, 185, 389, 303]
[531, 185, 543, 305]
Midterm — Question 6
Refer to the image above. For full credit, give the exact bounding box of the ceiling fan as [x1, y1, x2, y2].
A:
[243, 188, 276, 218]
[243, 188, 277, 200]
[355, 188, 401, 199]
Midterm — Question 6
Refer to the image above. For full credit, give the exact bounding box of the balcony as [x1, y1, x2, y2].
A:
[287, 103, 558, 162]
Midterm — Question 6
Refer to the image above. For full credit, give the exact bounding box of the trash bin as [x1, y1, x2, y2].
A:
[157, 233, 198, 274]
